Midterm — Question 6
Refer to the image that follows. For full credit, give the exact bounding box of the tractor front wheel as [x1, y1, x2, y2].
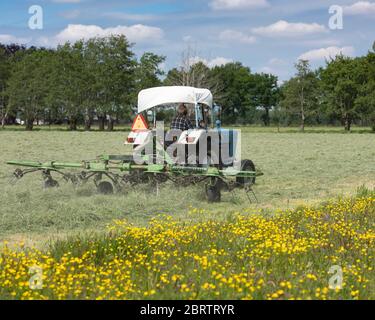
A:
[97, 181, 114, 195]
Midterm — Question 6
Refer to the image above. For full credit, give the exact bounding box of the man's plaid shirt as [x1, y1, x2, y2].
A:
[170, 115, 194, 131]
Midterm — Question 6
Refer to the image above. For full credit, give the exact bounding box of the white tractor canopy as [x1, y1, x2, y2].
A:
[137, 86, 213, 114]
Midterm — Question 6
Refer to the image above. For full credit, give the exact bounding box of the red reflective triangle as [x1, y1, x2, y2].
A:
[131, 114, 149, 132]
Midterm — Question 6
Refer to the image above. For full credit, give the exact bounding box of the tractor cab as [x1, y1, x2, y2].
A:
[125, 86, 238, 167]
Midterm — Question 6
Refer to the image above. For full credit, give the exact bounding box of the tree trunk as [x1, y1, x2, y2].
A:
[300, 89, 305, 132]
[107, 115, 114, 131]
[300, 111, 305, 132]
[25, 118, 34, 131]
[84, 118, 91, 131]
[344, 114, 351, 131]
[370, 114, 375, 132]
[84, 109, 92, 131]
[264, 108, 270, 126]
[1, 111, 7, 129]
[98, 116, 105, 131]
[69, 117, 77, 131]
[85, 116, 92, 131]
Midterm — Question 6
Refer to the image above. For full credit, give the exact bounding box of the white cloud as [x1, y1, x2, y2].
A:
[344, 1, 375, 15]
[53, 24, 164, 45]
[298, 46, 355, 61]
[188, 56, 204, 65]
[252, 20, 327, 37]
[210, 0, 269, 10]
[0, 34, 31, 44]
[208, 57, 234, 67]
[1, 24, 164, 48]
[189, 56, 233, 68]
[219, 30, 256, 44]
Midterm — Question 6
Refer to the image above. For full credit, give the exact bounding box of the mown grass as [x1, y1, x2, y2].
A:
[0, 195, 373, 300]
[0, 130, 374, 245]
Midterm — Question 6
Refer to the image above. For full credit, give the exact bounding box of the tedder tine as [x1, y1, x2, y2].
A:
[8, 175, 19, 186]
[244, 185, 259, 204]
[9, 168, 40, 185]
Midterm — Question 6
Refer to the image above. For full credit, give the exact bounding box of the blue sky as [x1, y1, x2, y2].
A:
[0, 0, 374, 80]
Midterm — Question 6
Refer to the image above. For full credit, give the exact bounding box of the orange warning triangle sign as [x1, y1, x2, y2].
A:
[131, 114, 149, 131]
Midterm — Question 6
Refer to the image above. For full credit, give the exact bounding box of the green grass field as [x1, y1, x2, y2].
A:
[0, 128, 374, 247]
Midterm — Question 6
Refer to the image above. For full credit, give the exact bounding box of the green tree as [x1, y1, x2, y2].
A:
[6, 50, 54, 130]
[0, 43, 31, 127]
[54, 41, 86, 130]
[0, 47, 10, 128]
[209, 62, 253, 123]
[320, 55, 366, 131]
[133, 52, 165, 119]
[280, 60, 319, 131]
[135, 52, 165, 91]
[84, 36, 136, 131]
[250, 73, 279, 126]
[355, 49, 375, 131]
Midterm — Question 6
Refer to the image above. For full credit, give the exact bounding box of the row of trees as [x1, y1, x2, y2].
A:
[0, 37, 374, 131]
[164, 46, 375, 131]
[0, 36, 164, 130]
[282, 46, 375, 131]
[164, 54, 279, 126]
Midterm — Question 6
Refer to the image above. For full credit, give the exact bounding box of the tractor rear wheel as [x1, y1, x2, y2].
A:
[236, 159, 256, 187]
[206, 185, 221, 203]
[97, 181, 114, 195]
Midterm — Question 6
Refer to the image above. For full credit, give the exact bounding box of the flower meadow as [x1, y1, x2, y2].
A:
[0, 196, 373, 300]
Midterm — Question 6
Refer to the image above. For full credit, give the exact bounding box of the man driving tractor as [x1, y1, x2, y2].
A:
[170, 104, 194, 131]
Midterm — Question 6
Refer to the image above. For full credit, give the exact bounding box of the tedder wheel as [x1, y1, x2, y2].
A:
[236, 159, 256, 187]
[44, 178, 59, 189]
[206, 185, 221, 203]
[97, 181, 114, 195]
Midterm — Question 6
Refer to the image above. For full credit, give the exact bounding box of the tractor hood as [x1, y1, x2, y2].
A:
[137, 86, 213, 113]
